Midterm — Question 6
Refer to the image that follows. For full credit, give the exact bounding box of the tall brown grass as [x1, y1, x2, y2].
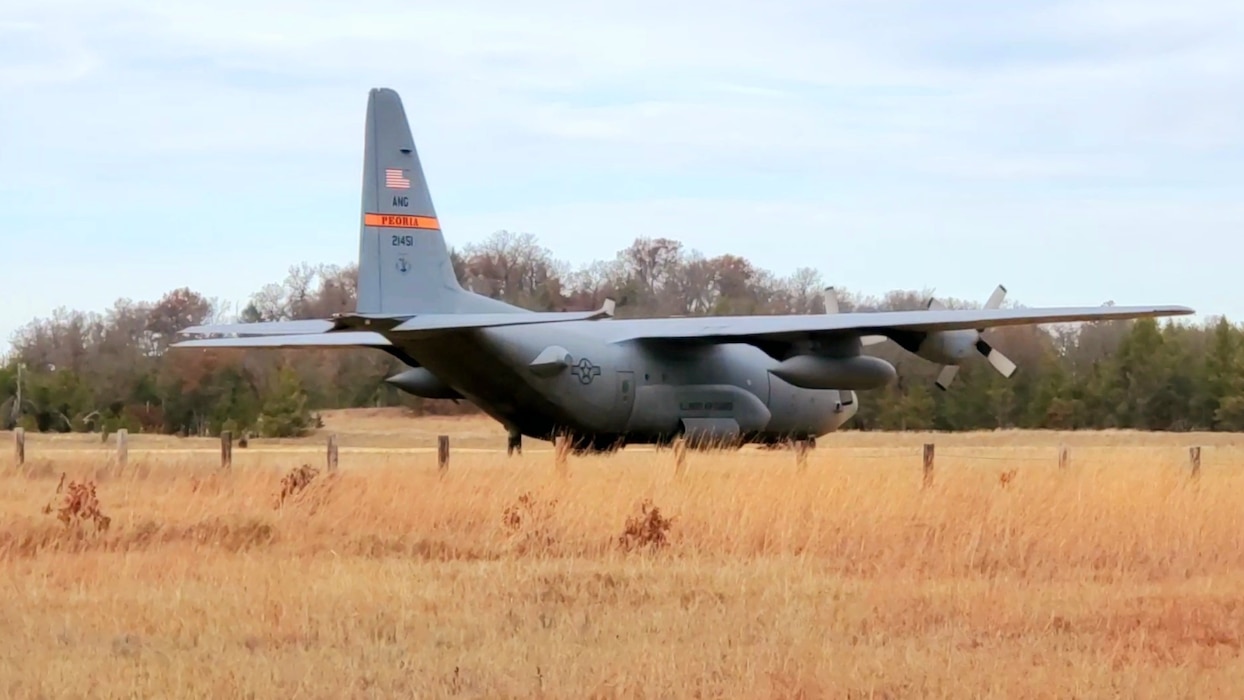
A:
[2, 419, 1243, 697]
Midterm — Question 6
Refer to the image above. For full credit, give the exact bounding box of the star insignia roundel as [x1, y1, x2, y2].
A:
[570, 357, 602, 385]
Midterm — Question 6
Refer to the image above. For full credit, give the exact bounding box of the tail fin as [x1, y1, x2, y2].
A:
[356, 88, 521, 315]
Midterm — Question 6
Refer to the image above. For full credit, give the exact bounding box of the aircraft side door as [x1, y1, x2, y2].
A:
[614, 370, 635, 427]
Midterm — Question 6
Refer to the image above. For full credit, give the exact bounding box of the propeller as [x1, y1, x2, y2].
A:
[822, 286, 840, 314]
[927, 284, 1017, 390]
[824, 285, 889, 346]
[823, 286, 889, 346]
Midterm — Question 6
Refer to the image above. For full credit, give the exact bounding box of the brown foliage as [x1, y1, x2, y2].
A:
[43, 474, 111, 533]
[275, 464, 319, 508]
[501, 492, 558, 552]
[618, 498, 674, 551]
[146, 287, 214, 341]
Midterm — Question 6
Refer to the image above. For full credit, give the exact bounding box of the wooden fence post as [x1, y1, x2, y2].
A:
[14, 428, 24, 467]
[116, 429, 128, 471]
[438, 435, 450, 474]
[922, 443, 934, 488]
[1059, 445, 1069, 470]
[1190, 446, 1201, 479]
[327, 434, 338, 472]
[220, 430, 233, 469]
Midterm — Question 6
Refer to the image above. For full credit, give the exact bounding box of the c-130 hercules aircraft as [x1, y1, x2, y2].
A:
[174, 87, 1195, 452]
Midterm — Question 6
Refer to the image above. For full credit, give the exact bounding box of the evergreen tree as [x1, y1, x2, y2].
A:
[256, 365, 314, 438]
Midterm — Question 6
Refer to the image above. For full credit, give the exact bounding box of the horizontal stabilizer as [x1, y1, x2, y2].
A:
[179, 319, 338, 336]
[171, 331, 392, 349]
[181, 312, 432, 338]
[177, 300, 615, 341]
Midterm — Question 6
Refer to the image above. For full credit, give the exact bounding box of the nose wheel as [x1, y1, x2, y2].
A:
[507, 431, 522, 456]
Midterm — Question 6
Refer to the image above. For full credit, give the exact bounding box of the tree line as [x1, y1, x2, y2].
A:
[1, 231, 1235, 437]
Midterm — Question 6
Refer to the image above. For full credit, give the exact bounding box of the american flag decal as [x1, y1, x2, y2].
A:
[385, 168, 411, 189]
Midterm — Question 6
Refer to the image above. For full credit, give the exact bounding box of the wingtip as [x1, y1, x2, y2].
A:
[1154, 305, 1197, 317]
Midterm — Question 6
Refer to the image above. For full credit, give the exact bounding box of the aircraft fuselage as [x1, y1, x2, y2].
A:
[395, 321, 858, 449]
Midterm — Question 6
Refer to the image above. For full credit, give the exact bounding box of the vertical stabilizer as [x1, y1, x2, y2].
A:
[356, 88, 520, 315]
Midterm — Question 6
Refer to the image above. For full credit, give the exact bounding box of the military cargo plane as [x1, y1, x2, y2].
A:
[173, 87, 1195, 452]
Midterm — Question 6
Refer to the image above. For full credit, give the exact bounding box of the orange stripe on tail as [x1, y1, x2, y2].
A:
[364, 213, 441, 230]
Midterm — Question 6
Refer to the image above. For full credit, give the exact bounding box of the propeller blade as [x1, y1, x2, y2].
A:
[926, 297, 946, 311]
[984, 284, 1007, 310]
[935, 364, 959, 391]
[823, 286, 839, 314]
[976, 339, 1017, 378]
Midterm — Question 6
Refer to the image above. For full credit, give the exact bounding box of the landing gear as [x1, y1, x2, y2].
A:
[507, 431, 522, 456]
[756, 435, 817, 450]
[549, 431, 625, 455]
[570, 435, 624, 455]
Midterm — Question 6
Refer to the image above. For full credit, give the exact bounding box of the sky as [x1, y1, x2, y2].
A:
[2, 0, 1242, 352]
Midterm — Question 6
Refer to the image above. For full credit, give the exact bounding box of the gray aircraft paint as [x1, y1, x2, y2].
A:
[174, 87, 1195, 450]
[356, 88, 524, 316]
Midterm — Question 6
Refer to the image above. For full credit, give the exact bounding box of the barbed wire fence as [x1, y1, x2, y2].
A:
[2, 429, 1223, 483]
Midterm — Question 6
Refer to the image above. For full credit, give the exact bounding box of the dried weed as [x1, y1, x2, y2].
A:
[42, 474, 111, 533]
[275, 464, 320, 509]
[501, 492, 559, 553]
[618, 499, 674, 551]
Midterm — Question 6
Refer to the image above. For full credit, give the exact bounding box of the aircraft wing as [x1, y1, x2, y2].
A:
[172, 331, 393, 349]
[604, 304, 1195, 344]
[388, 309, 613, 337]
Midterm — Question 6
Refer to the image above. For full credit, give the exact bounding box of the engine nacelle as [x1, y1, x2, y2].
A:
[384, 367, 463, 399]
[770, 354, 897, 391]
[914, 329, 980, 365]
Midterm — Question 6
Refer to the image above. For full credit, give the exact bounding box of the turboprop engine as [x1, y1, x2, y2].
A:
[384, 367, 463, 399]
[902, 285, 1019, 390]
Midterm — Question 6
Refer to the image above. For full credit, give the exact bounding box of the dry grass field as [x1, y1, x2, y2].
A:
[3, 408, 1244, 698]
